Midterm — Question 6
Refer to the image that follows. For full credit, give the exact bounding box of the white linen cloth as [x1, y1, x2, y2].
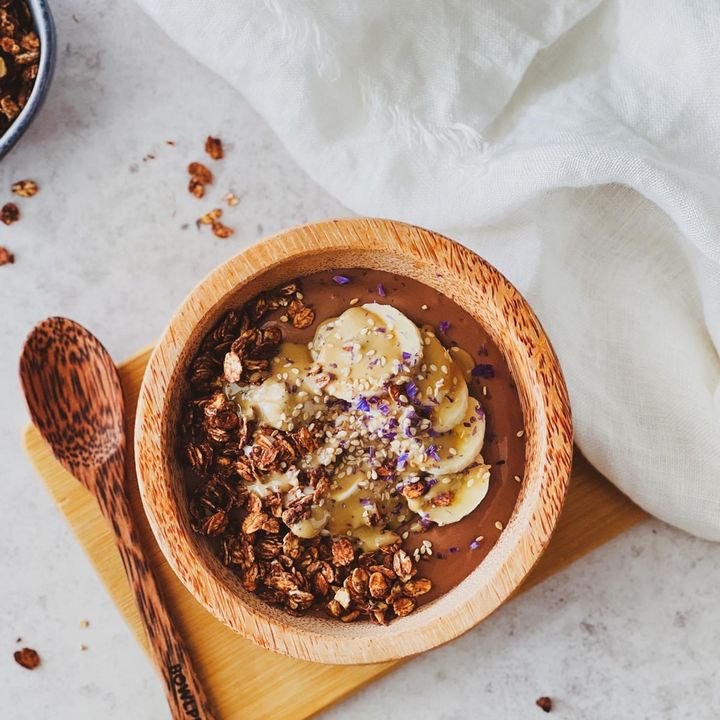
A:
[135, 0, 720, 540]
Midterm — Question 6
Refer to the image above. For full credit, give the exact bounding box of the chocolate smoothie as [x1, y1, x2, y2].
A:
[181, 268, 525, 619]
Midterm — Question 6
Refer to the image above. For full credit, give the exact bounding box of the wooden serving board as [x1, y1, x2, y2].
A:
[23, 347, 647, 720]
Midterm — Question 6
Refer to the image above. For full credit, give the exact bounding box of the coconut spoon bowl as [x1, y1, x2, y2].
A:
[135, 218, 573, 665]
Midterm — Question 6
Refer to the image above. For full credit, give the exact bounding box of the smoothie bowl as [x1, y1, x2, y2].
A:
[135, 218, 572, 664]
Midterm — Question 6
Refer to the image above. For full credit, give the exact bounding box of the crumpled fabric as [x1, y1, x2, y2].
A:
[135, 0, 720, 539]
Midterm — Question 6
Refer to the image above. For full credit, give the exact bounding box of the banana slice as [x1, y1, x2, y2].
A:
[419, 396, 486, 475]
[406, 462, 491, 525]
[288, 505, 330, 539]
[242, 379, 288, 428]
[310, 317, 338, 361]
[271, 342, 326, 396]
[234, 342, 324, 430]
[330, 471, 367, 502]
[313, 305, 421, 400]
[353, 526, 401, 551]
[324, 469, 403, 549]
[362, 303, 423, 368]
[246, 469, 299, 498]
[416, 330, 469, 432]
[449, 346, 476, 383]
[327, 470, 372, 533]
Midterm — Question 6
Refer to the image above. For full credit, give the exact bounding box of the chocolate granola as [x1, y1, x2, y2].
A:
[0, 1, 40, 136]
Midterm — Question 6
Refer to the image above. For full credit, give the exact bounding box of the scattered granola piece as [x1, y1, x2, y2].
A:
[11, 178, 38, 197]
[536, 697, 552, 713]
[14, 647, 40, 670]
[205, 136, 224, 160]
[211, 221, 234, 239]
[196, 208, 222, 226]
[188, 162, 213, 184]
[187, 161, 213, 198]
[79, 620, 90, 628]
[80, 644, 88, 651]
[188, 177, 205, 198]
[1, 202, 19, 225]
[0, 246, 15, 265]
[224, 192, 239, 207]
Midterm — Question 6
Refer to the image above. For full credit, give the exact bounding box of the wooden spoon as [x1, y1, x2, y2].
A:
[20, 317, 215, 720]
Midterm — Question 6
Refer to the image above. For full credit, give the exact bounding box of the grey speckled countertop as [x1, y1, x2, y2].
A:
[1, 2, 719, 718]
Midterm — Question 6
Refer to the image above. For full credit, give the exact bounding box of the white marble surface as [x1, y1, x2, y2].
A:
[1, 1, 718, 718]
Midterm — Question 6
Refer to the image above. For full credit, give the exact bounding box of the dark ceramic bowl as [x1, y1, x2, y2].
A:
[0, 0, 56, 160]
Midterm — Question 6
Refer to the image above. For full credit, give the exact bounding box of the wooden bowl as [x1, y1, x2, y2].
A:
[135, 218, 572, 664]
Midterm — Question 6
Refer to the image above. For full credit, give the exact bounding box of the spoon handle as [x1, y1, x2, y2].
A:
[98, 457, 216, 720]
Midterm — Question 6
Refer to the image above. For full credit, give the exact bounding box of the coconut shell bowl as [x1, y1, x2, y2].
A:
[135, 217, 572, 665]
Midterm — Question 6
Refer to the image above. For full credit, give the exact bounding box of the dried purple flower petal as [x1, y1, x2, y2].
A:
[376, 283, 386, 297]
[355, 396, 371, 412]
[405, 381, 419, 401]
[471, 363, 495, 378]
[438, 320, 450, 333]
[426, 445, 441, 462]
[332, 275, 351, 285]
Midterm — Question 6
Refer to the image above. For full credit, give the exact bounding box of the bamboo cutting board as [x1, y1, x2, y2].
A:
[23, 347, 647, 720]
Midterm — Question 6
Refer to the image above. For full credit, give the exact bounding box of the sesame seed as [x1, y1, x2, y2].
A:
[495, 521, 503, 530]
[349, 297, 359, 305]
[280, 315, 289, 323]
[482, 385, 488, 396]
[296, 292, 304, 299]
[516, 430, 524, 437]
[514, 475, 522, 482]
[421, 304, 428, 310]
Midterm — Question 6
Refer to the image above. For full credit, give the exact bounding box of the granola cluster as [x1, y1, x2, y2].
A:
[182, 282, 431, 622]
[0, 177, 39, 265]
[0, 1, 40, 135]
[188, 137, 235, 238]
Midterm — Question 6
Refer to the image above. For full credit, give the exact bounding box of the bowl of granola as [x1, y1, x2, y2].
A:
[0, 0, 55, 160]
[135, 217, 573, 664]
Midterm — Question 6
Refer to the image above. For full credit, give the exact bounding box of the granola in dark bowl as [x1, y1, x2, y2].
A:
[0, 0, 55, 159]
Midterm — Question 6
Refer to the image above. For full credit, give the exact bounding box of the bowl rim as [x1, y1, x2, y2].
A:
[0, 0, 57, 161]
[135, 218, 573, 664]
